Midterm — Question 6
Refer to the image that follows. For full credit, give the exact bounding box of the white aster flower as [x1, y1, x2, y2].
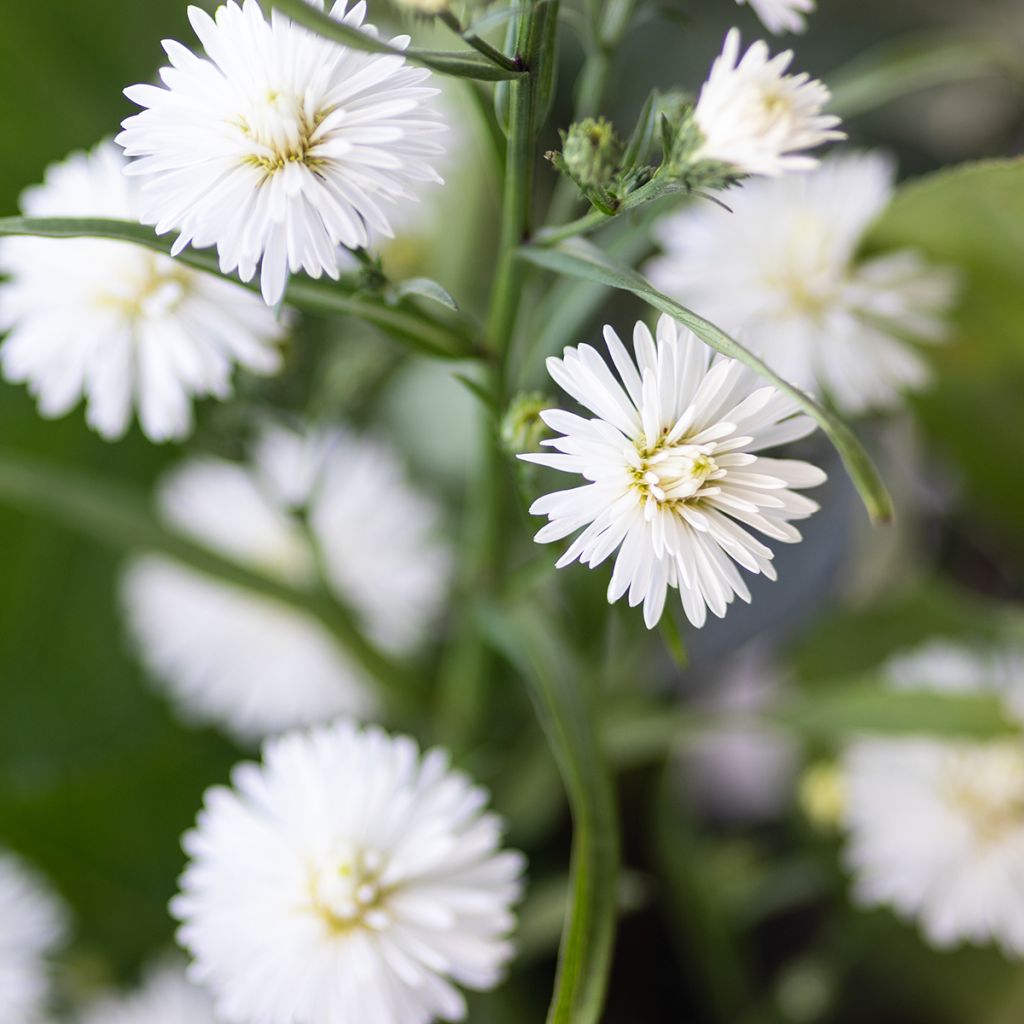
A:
[122, 422, 450, 741]
[79, 962, 221, 1024]
[691, 28, 843, 176]
[521, 314, 826, 630]
[174, 720, 526, 1024]
[0, 851, 68, 1024]
[737, 0, 814, 35]
[841, 646, 1024, 955]
[117, 0, 446, 306]
[647, 151, 958, 413]
[0, 142, 284, 441]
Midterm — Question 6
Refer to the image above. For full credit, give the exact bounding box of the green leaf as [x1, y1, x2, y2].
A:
[0, 216, 482, 360]
[0, 450, 417, 702]
[621, 89, 658, 173]
[828, 33, 1014, 118]
[393, 276, 460, 312]
[481, 598, 619, 1024]
[518, 238, 894, 523]
[267, 0, 525, 80]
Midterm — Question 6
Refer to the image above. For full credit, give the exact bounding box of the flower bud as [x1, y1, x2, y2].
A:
[502, 392, 551, 455]
[560, 117, 623, 189]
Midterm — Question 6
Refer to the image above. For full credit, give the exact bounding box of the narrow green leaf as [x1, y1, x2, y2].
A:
[268, 0, 525, 80]
[480, 599, 619, 1024]
[394, 277, 460, 312]
[0, 450, 417, 702]
[621, 89, 658, 173]
[518, 238, 894, 523]
[0, 216, 482, 360]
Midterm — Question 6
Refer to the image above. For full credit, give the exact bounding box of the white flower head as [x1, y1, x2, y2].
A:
[0, 851, 68, 1024]
[737, 0, 814, 35]
[0, 142, 284, 441]
[79, 962, 221, 1024]
[521, 314, 826, 630]
[122, 422, 450, 741]
[117, 0, 446, 306]
[842, 643, 1024, 955]
[692, 28, 843, 176]
[174, 720, 526, 1024]
[647, 151, 959, 413]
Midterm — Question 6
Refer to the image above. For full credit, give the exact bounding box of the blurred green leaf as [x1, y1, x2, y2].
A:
[517, 238, 894, 524]
[394, 276, 460, 311]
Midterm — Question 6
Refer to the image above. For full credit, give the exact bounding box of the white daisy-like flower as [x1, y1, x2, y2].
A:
[79, 962, 220, 1024]
[174, 719, 526, 1024]
[841, 646, 1024, 955]
[0, 142, 284, 441]
[122, 422, 450, 741]
[0, 851, 67, 1024]
[647, 151, 958, 413]
[737, 0, 814, 35]
[521, 313, 826, 630]
[691, 28, 843, 176]
[117, 0, 446, 306]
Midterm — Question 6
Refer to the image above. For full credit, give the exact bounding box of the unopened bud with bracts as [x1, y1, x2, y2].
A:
[559, 117, 624, 190]
[502, 391, 552, 456]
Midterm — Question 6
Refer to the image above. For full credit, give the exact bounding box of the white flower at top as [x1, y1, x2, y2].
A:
[0, 850, 67, 1024]
[174, 720, 525, 1024]
[521, 314, 826, 630]
[692, 28, 843, 176]
[841, 641, 1024, 956]
[737, 0, 814, 35]
[0, 142, 284, 442]
[117, 0, 446, 306]
[122, 422, 450, 741]
[79, 962, 221, 1024]
[647, 151, 958, 414]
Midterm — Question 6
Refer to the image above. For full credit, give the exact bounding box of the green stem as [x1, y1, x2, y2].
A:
[438, 10, 523, 74]
[534, 207, 611, 246]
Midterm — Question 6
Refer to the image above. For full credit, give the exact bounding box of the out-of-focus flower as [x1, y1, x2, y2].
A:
[737, 0, 814, 35]
[0, 851, 67, 1024]
[647, 151, 958, 414]
[174, 720, 526, 1024]
[799, 761, 844, 830]
[79, 962, 220, 1024]
[690, 29, 843, 177]
[0, 142, 284, 442]
[122, 423, 450, 741]
[521, 314, 826, 629]
[841, 643, 1024, 955]
[117, 0, 446, 305]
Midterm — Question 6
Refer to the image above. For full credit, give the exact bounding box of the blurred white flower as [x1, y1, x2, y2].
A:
[0, 851, 67, 1024]
[521, 314, 826, 629]
[117, 0, 446, 306]
[79, 962, 220, 1024]
[647, 151, 958, 413]
[122, 423, 450, 741]
[737, 0, 814, 35]
[174, 720, 525, 1024]
[0, 142, 284, 442]
[692, 29, 843, 177]
[841, 642, 1024, 955]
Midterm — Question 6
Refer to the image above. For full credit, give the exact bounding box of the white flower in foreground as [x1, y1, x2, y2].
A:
[122, 423, 450, 741]
[692, 28, 843, 176]
[647, 151, 958, 413]
[737, 0, 814, 35]
[0, 851, 67, 1023]
[117, 0, 446, 306]
[0, 143, 284, 441]
[841, 646, 1024, 955]
[79, 962, 220, 1024]
[174, 720, 525, 1024]
[521, 314, 826, 629]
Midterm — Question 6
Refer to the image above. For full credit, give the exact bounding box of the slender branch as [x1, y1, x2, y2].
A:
[534, 207, 612, 246]
[438, 10, 523, 74]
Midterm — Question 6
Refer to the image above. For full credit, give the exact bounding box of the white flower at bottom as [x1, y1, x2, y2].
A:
[122, 423, 450, 741]
[841, 644, 1024, 955]
[173, 720, 525, 1024]
[521, 314, 826, 630]
[0, 851, 67, 1024]
[647, 151, 958, 414]
[117, 0, 446, 306]
[737, 0, 814, 35]
[692, 29, 843, 176]
[79, 962, 220, 1024]
[0, 142, 284, 442]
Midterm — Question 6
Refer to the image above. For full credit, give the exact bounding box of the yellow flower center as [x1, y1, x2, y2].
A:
[942, 742, 1024, 844]
[309, 846, 390, 934]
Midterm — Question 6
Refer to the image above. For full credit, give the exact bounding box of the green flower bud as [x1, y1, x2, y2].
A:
[502, 391, 552, 455]
[560, 117, 624, 190]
